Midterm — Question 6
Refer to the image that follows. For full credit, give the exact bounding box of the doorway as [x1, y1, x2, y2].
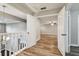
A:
[66, 3, 79, 56]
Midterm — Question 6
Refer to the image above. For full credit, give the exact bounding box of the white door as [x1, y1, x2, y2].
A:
[58, 6, 66, 56]
[27, 14, 40, 48]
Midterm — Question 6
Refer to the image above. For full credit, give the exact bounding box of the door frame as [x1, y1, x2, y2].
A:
[67, 10, 71, 53]
[78, 15, 79, 46]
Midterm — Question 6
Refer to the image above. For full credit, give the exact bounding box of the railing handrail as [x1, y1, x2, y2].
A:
[0, 32, 28, 34]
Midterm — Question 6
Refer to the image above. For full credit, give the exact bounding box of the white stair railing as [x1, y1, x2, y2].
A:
[0, 32, 28, 56]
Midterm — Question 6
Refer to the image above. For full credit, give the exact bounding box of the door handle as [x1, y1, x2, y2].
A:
[61, 34, 67, 36]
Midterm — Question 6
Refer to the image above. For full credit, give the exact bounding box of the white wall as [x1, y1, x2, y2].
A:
[27, 14, 40, 48]
[40, 24, 57, 35]
[40, 16, 57, 35]
[68, 4, 79, 46]
[0, 11, 26, 33]
[0, 12, 27, 51]
[69, 11, 79, 45]
[6, 22, 26, 33]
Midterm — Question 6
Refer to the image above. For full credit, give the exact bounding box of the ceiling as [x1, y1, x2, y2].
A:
[8, 3, 34, 15]
[0, 3, 65, 23]
[27, 3, 64, 12]
[8, 3, 65, 16]
[0, 11, 23, 23]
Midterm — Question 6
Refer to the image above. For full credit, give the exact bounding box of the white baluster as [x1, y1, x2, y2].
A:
[18, 33, 20, 50]
[0, 34, 1, 56]
[5, 34, 7, 56]
[9, 34, 11, 56]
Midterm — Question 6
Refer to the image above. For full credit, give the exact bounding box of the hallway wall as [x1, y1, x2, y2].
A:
[27, 14, 40, 48]
[6, 22, 26, 33]
[0, 11, 25, 33]
[40, 16, 57, 35]
[70, 10, 79, 45]
[40, 24, 57, 35]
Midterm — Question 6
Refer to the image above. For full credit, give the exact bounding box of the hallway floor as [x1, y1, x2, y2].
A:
[16, 34, 62, 56]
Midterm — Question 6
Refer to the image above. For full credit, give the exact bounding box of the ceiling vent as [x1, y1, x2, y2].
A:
[40, 7, 46, 10]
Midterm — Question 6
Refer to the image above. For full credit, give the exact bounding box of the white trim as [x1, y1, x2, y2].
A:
[68, 11, 71, 46]
[12, 42, 37, 56]
[78, 15, 79, 46]
[37, 13, 58, 18]
[58, 47, 65, 56]
[0, 3, 26, 19]
[41, 33, 57, 35]
[25, 4, 38, 13]
[67, 10, 71, 53]
[70, 44, 79, 47]
[12, 47, 27, 56]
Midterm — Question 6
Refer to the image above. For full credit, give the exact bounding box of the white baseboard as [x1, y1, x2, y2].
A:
[12, 42, 37, 56]
[41, 34, 57, 37]
[12, 46, 28, 56]
[69, 44, 79, 47]
[58, 47, 65, 56]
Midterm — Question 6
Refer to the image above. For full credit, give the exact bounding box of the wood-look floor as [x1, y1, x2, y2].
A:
[16, 34, 62, 56]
